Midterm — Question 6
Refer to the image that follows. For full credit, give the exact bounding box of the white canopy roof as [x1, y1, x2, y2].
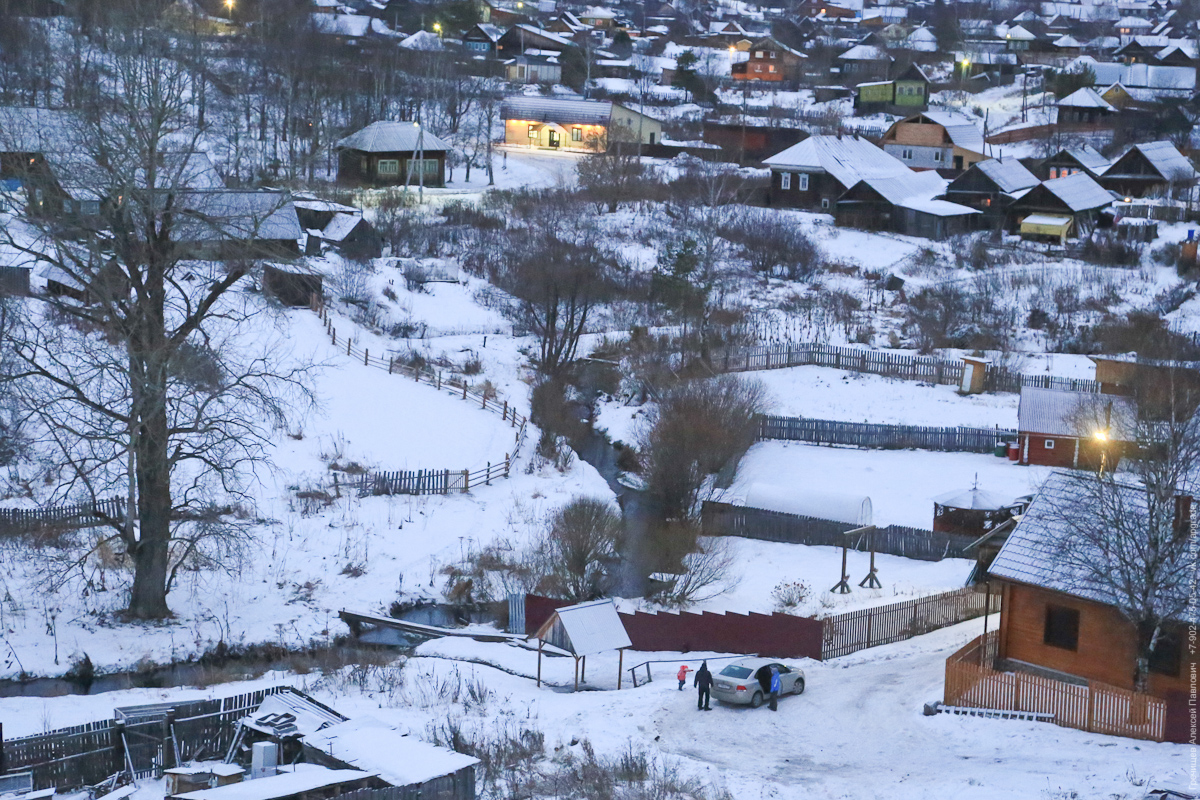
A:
[537, 599, 631, 656]
[746, 483, 873, 526]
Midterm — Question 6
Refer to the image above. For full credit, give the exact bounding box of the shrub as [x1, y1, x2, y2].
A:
[771, 580, 811, 612]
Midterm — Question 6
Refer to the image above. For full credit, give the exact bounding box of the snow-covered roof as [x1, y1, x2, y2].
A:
[0, 106, 80, 153]
[976, 158, 1040, 193]
[933, 487, 1016, 510]
[175, 190, 302, 242]
[1055, 34, 1082, 47]
[302, 718, 478, 787]
[1114, 140, 1198, 181]
[838, 44, 891, 61]
[537, 599, 631, 656]
[581, 5, 616, 18]
[988, 471, 1198, 622]
[1077, 57, 1196, 92]
[1115, 15, 1154, 28]
[400, 30, 444, 50]
[1057, 87, 1117, 110]
[513, 23, 577, 48]
[471, 23, 505, 41]
[1006, 24, 1037, 40]
[320, 212, 363, 243]
[1055, 143, 1112, 175]
[1020, 213, 1071, 228]
[242, 690, 346, 738]
[335, 121, 451, 153]
[745, 483, 872, 524]
[501, 96, 613, 126]
[904, 27, 938, 51]
[176, 768, 372, 800]
[309, 13, 371, 37]
[763, 135, 909, 189]
[1040, 172, 1114, 211]
[1017, 386, 1136, 437]
[913, 111, 986, 154]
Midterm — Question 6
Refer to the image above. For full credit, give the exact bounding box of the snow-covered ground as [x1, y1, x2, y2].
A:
[724, 443, 1047, 528]
[1, 619, 1187, 800]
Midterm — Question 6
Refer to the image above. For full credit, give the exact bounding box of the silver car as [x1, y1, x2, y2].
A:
[711, 657, 806, 708]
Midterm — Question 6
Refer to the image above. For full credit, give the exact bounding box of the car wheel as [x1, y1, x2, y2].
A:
[750, 691, 763, 708]
[793, 677, 805, 695]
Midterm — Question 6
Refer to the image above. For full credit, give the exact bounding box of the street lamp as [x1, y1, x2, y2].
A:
[433, 22, 442, 38]
[224, 0, 234, 14]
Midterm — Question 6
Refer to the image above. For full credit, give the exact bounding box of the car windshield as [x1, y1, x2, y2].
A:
[719, 665, 753, 679]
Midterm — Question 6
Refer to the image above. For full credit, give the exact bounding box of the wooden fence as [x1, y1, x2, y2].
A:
[821, 587, 999, 659]
[0, 498, 126, 537]
[702, 502, 976, 562]
[944, 630, 1167, 741]
[2, 687, 286, 790]
[758, 415, 1015, 453]
[310, 297, 528, 496]
[708, 341, 1100, 395]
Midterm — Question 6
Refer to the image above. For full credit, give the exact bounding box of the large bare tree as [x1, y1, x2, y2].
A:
[0, 29, 311, 618]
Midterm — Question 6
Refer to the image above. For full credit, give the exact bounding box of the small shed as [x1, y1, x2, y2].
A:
[1019, 213, 1072, 245]
[174, 767, 374, 800]
[932, 486, 1018, 537]
[1017, 386, 1137, 468]
[166, 765, 245, 797]
[263, 265, 323, 308]
[534, 599, 632, 691]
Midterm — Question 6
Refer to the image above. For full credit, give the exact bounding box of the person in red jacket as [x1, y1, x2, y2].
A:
[677, 664, 691, 690]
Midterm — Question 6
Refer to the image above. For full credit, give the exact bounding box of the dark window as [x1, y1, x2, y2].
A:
[1150, 633, 1182, 676]
[719, 665, 753, 678]
[1044, 605, 1080, 650]
[1044, 439, 1055, 449]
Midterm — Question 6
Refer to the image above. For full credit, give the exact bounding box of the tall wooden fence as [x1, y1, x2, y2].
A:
[2, 687, 288, 790]
[821, 588, 999, 659]
[702, 502, 975, 562]
[944, 631, 1168, 741]
[758, 415, 1015, 453]
[0, 498, 126, 537]
[311, 297, 528, 496]
[708, 341, 1100, 395]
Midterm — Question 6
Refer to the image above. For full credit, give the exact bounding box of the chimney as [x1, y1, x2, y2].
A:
[1174, 494, 1193, 541]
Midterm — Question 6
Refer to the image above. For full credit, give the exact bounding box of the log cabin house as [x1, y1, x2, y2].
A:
[335, 122, 449, 188]
[1015, 386, 1136, 468]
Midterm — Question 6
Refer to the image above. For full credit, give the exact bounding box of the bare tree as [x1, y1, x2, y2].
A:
[645, 519, 737, 606]
[0, 30, 312, 619]
[575, 139, 647, 214]
[539, 497, 623, 601]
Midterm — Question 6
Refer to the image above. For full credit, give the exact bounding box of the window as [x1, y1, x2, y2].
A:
[406, 158, 439, 179]
[769, 50, 777, 58]
[781, 172, 791, 190]
[1150, 633, 1182, 676]
[1043, 605, 1080, 650]
[528, 125, 538, 139]
[1049, 167, 1058, 179]
[933, 151, 942, 162]
[719, 665, 753, 678]
[754, 64, 762, 72]
[768, 64, 776, 73]
[1044, 438, 1055, 449]
[377, 159, 399, 175]
[755, 50, 764, 58]
[81, 200, 100, 216]
[820, 197, 830, 209]
[799, 173, 809, 191]
[572, 127, 583, 142]
[902, 148, 913, 159]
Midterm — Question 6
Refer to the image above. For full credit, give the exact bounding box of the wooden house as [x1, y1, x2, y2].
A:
[943, 157, 1040, 229]
[731, 36, 806, 82]
[1009, 171, 1114, 239]
[504, 50, 563, 83]
[835, 41, 893, 80]
[1099, 140, 1200, 199]
[500, 96, 661, 151]
[1055, 87, 1118, 125]
[702, 120, 805, 163]
[1034, 145, 1111, 180]
[496, 24, 577, 58]
[335, 121, 449, 188]
[835, 172, 978, 239]
[763, 134, 911, 211]
[987, 472, 1196, 701]
[880, 110, 986, 174]
[462, 23, 505, 57]
[1090, 354, 1200, 420]
[1016, 386, 1136, 468]
[173, 190, 303, 260]
[854, 64, 930, 114]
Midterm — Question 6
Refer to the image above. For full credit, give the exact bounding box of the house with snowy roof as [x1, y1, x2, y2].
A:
[879, 111, 986, 174]
[1015, 386, 1136, 468]
[500, 96, 661, 151]
[763, 134, 910, 211]
[987, 471, 1196, 707]
[505, 49, 562, 83]
[835, 41, 893, 79]
[731, 36, 807, 82]
[1056, 86, 1118, 124]
[335, 121, 450, 187]
[854, 63, 929, 114]
[1035, 144, 1111, 180]
[1009, 171, 1115, 240]
[835, 170, 979, 239]
[462, 22, 505, 57]
[1099, 140, 1199, 199]
[496, 24, 577, 58]
[943, 157, 1040, 227]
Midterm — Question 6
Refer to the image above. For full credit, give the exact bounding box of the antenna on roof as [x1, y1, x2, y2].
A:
[973, 473, 979, 491]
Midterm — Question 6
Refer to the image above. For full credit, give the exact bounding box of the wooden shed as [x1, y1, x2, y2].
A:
[933, 486, 1019, 538]
[535, 599, 632, 691]
[1016, 386, 1136, 468]
[263, 265, 323, 308]
[173, 768, 374, 800]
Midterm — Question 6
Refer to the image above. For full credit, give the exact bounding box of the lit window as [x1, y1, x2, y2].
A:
[755, 50, 764, 58]
[378, 159, 399, 175]
[1049, 167, 1057, 179]
[572, 127, 583, 142]
[768, 64, 776, 73]
[528, 125, 538, 139]
[781, 173, 791, 190]
[799, 173, 809, 191]
[1044, 439, 1055, 449]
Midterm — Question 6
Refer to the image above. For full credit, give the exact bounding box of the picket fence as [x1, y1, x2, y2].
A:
[944, 631, 1167, 741]
[311, 297, 528, 496]
[759, 415, 1015, 453]
[702, 502, 975, 562]
[708, 342, 1100, 395]
[0, 498, 126, 537]
[822, 588, 999, 659]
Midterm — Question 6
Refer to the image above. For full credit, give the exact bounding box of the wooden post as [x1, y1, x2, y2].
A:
[113, 720, 126, 778]
[388, 357, 394, 374]
[537, 639, 543, 687]
[486, 462, 491, 485]
[462, 384, 467, 400]
[581, 655, 586, 683]
[332, 329, 337, 347]
[574, 656, 579, 692]
[618, 648, 624, 690]
[364, 349, 369, 366]
[482, 394, 487, 409]
[503, 400, 508, 420]
[831, 544, 851, 594]
[463, 469, 469, 492]
[505, 454, 510, 478]
[346, 338, 351, 356]
[1085, 683, 1095, 732]
[981, 582, 991, 667]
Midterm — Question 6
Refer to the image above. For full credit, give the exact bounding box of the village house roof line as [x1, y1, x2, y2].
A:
[302, 717, 480, 788]
[763, 134, 910, 188]
[913, 110, 986, 154]
[1017, 385, 1137, 438]
[1057, 86, 1118, 110]
[1109, 140, 1199, 181]
[1039, 171, 1116, 211]
[500, 96, 617, 126]
[934, 486, 1016, 511]
[838, 43, 892, 61]
[975, 157, 1041, 193]
[335, 121, 451, 153]
[536, 598, 632, 656]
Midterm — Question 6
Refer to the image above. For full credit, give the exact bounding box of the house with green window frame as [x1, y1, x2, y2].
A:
[335, 121, 449, 188]
[853, 63, 929, 115]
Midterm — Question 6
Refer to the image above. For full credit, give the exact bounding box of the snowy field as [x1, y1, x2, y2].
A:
[0, 619, 1187, 800]
[725, 442, 1049, 528]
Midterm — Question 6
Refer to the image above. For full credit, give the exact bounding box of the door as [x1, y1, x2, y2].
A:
[953, 155, 963, 170]
[548, 130, 560, 148]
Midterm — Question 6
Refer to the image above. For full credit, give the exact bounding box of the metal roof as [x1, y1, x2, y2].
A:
[915, 111, 986, 154]
[501, 96, 614, 126]
[975, 158, 1040, 193]
[988, 471, 1199, 622]
[242, 691, 346, 738]
[1017, 385, 1136, 438]
[1056, 87, 1117, 110]
[1040, 171, 1115, 212]
[302, 718, 479, 787]
[933, 487, 1015, 511]
[335, 121, 450, 153]
[536, 599, 631, 656]
[1115, 140, 1199, 182]
[175, 769, 372, 800]
[764, 135, 909, 189]
[1053, 143, 1112, 175]
[175, 190, 302, 242]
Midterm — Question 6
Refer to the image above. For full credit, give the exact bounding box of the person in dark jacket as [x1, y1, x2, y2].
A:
[768, 667, 781, 711]
[694, 661, 713, 710]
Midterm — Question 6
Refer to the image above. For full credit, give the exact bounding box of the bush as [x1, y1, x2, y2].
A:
[771, 580, 811, 612]
[722, 210, 822, 280]
[538, 497, 624, 601]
